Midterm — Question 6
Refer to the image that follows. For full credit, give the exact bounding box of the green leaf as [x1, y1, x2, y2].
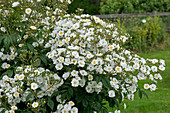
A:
[21, 30, 26, 37]
[10, 34, 19, 45]
[27, 43, 34, 52]
[98, 95, 102, 102]
[7, 70, 13, 77]
[33, 58, 41, 67]
[96, 76, 101, 83]
[51, 91, 59, 97]
[68, 87, 73, 97]
[92, 102, 101, 111]
[40, 55, 47, 65]
[142, 91, 149, 99]
[61, 93, 67, 101]
[2, 70, 13, 77]
[101, 107, 108, 113]
[4, 36, 10, 50]
[25, 110, 32, 113]
[37, 32, 42, 40]
[49, 64, 55, 69]
[118, 93, 122, 103]
[113, 98, 119, 107]
[82, 99, 88, 107]
[47, 99, 54, 110]
[0, 35, 5, 45]
[138, 89, 142, 99]
[102, 76, 111, 89]
[26, 93, 33, 102]
[40, 108, 46, 113]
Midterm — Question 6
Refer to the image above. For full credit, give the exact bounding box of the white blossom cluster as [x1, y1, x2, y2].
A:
[0, 47, 17, 69]
[54, 100, 78, 113]
[43, 13, 165, 100]
[0, 66, 63, 112]
[0, 0, 166, 113]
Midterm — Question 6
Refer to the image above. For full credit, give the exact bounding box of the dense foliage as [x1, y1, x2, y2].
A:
[0, 0, 166, 113]
[116, 16, 167, 52]
[100, 0, 170, 14]
[68, 0, 100, 15]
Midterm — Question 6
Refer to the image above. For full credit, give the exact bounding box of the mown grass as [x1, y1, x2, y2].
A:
[106, 37, 170, 113]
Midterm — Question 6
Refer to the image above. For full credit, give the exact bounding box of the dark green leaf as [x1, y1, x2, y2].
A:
[47, 99, 54, 110]
[101, 107, 108, 113]
[26, 93, 33, 102]
[113, 98, 119, 107]
[40, 108, 46, 113]
[0, 35, 5, 45]
[98, 95, 102, 102]
[49, 64, 55, 69]
[51, 91, 59, 97]
[37, 32, 42, 40]
[4, 36, 10, 50]
[2, 70, 13, 77]
[82, 99, 88, 107]
[10, 34, 19, 45]
[61, 93, 67, 101]
[142, 91, 149, 99]
[92, 102, 101, 111]
[96, 76, 101, 83]
[40, 56, 47, 65]
[102, 76, 111, 89]
[118, 93, 122, 104]
[67, 93, 71, 100]
[25, 110, 32, 113]
[7, 70, 13, 77]
[21, 30, 26, 37]
[68, 87, 73, 97]
[138, 89, 142, 99]
[27, 43, 34, 52]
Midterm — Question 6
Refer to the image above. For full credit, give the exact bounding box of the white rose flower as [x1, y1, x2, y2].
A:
[31, 83, 38, 90]
[142, 19, 146, 23]
[12, 2, 20, 7]
[71, 107, 78, 113]
[19, 74, 25, 80]
[25, 8, 32, 14]
[71, 78, 79, 87]
[108, 90, 115, 98]
[11, 105, 18, 110]
[32, 102, 39, 108]
[1, 27, 6, 32]
[30, 26, 37, 30]
[55, 63, 63, 70]
[144, 84, 150, 89]
[150, 84, 156, 91]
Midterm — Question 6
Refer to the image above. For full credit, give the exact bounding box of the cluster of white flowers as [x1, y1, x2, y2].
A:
[0, 66, 63, 112]
[0, 0, 166, 112]
[0, 47, 17, 61]
[43, 13, 165, 100]
[53, 101, 78, 113]
[0, 47, 17, 70]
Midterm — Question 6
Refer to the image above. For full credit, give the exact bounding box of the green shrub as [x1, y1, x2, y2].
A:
[119, 16, 167, 52]
[0, 0, 166, 113]
[100, 0, 170, 14]
[68, 0, 100, 15]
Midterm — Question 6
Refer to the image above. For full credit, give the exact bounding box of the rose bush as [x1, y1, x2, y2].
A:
[0, 0, 165, 113]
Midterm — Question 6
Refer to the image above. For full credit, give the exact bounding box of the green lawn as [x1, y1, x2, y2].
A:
[107, 39, 170, 113]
